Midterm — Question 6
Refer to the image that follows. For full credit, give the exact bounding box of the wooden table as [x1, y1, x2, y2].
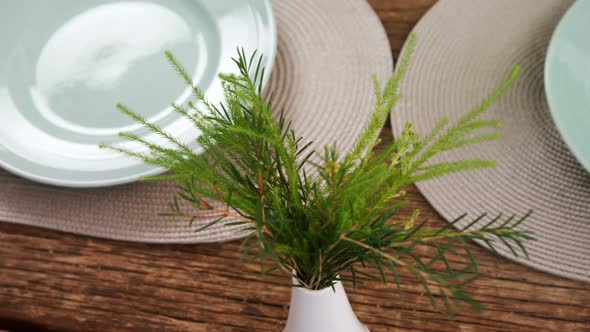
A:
[1, 1, 589, 331]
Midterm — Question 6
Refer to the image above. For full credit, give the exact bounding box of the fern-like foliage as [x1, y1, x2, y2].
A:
[101, 33, 533, 316]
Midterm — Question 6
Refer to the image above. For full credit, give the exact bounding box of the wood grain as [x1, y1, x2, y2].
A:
[1, 1, 589, 331]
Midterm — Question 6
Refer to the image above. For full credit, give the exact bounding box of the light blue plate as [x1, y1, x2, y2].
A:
[0, 0, 276, 187]
[545, 0, 590, 172]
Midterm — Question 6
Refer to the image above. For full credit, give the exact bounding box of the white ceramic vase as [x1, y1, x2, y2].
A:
[284, 278, 370, 332]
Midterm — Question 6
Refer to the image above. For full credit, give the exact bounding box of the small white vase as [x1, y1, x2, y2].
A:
[284, 278, 370, 332]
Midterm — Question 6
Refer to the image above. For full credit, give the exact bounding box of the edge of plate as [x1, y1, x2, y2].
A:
[544, 0, 590, 173]
[0, 0, 278, 188]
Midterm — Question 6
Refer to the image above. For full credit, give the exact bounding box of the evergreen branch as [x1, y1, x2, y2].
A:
[345, 34, 416, 164]
[102, 35, 533, 316]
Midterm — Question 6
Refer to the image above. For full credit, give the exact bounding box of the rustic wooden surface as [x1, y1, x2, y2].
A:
[1, 1, 589, 331]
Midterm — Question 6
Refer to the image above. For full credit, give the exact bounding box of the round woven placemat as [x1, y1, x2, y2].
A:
[0, 0, 392, 243]
[391, 0, 589, 282]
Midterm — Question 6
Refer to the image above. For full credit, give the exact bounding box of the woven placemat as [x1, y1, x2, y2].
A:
[391, 0, 589, 282]
[0, 0, 392, 243]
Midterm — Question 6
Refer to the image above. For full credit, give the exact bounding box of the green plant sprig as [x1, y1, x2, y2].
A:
[100, 33, 533, 316]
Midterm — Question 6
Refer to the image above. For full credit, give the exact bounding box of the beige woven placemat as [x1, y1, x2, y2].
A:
[0, 0, 392, 243]
[391, 0, 589, 282]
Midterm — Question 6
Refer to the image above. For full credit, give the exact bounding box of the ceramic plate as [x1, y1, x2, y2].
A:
[545, 0, 590, 172]
[0, 0, 276, 187]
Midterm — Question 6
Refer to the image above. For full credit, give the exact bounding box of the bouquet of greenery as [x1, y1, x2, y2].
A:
[102, 34, 532, 315]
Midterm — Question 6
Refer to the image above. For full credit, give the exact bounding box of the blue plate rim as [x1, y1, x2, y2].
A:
[544, 0, 590, 173]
